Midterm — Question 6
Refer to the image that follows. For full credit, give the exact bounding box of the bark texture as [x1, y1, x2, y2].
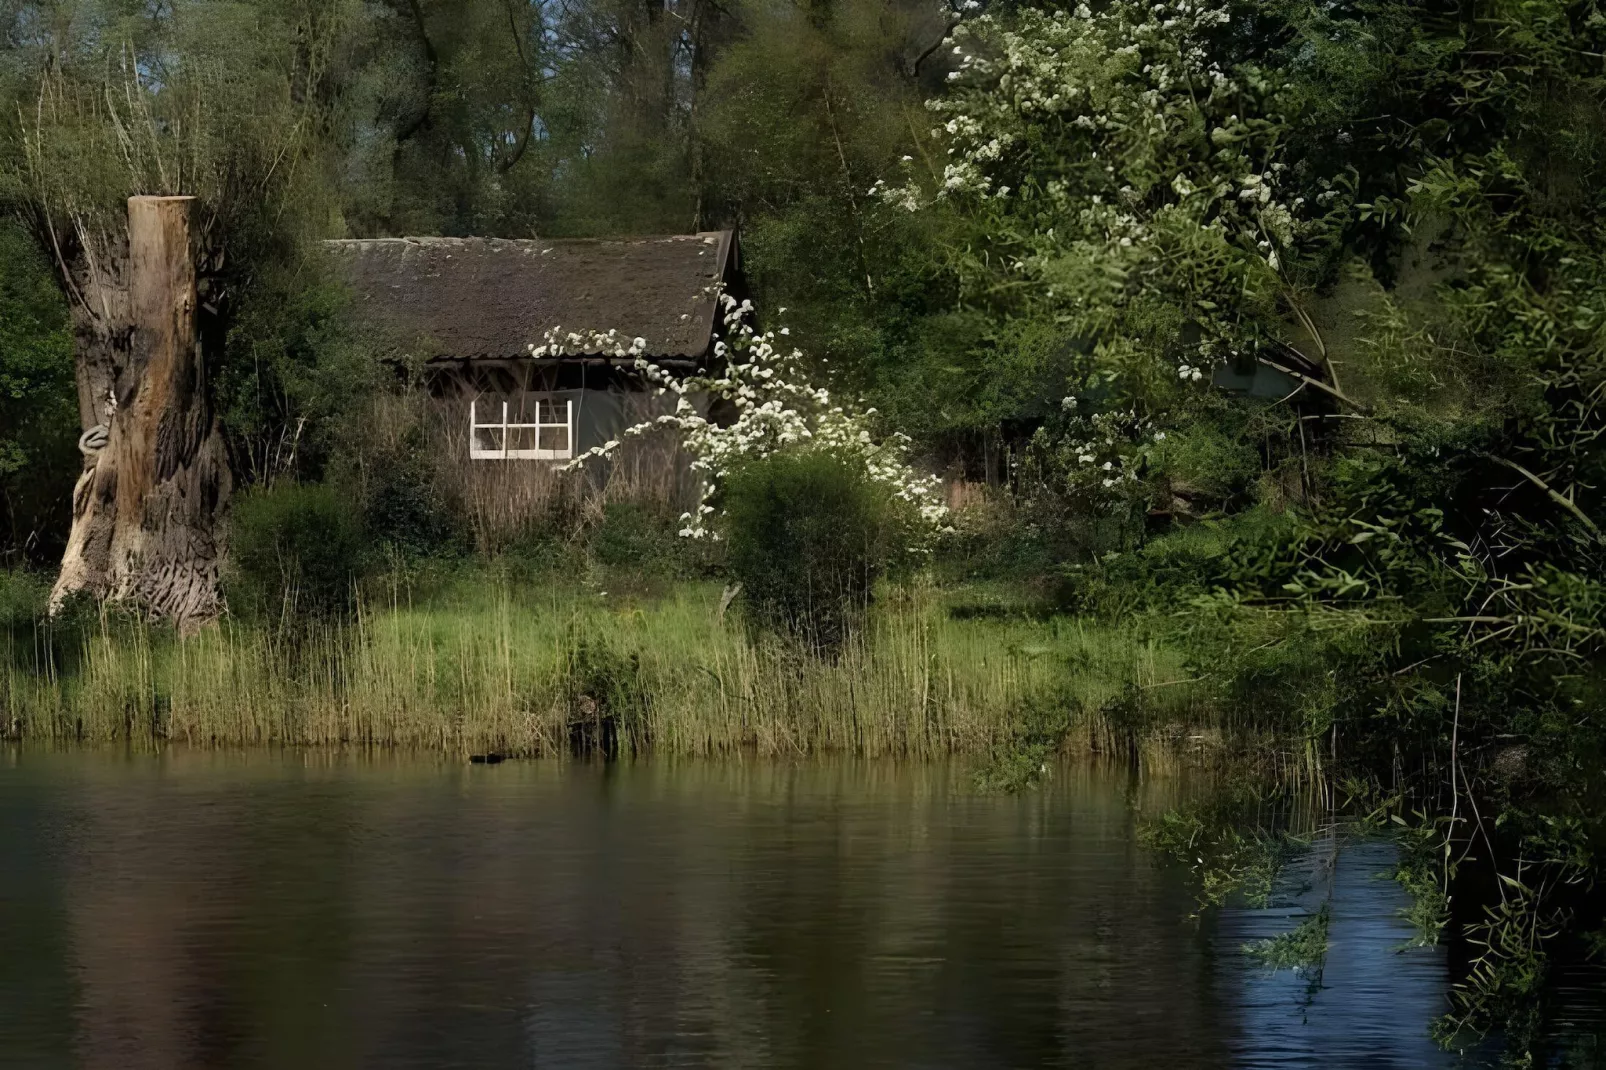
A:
[50, 197, 231, 628]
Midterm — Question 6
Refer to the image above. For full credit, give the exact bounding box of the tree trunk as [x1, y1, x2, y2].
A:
[50, 197, 232, 629]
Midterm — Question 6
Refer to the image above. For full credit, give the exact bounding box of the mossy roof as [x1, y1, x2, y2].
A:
[324, 231, 736, 363]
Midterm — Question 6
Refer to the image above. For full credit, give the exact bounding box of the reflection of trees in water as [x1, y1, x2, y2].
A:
[15, 753, 1525, 1067]
[38, 756, 1231, 1067]
[69, 765, 235, 1068]
[63, 755, 360, 1068]
[0, 760, 78, 1067]
[1222, 839, 1454, 1067]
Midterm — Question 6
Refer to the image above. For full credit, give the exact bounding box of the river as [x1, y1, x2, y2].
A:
[0, 749, 1552, 1068]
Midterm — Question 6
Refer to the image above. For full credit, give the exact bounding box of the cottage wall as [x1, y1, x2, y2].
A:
[426, 362, 691, 459]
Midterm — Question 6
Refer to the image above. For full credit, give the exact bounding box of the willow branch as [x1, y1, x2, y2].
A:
[1255, 357, 1370, 414]
[1484, 455, 1602, 538]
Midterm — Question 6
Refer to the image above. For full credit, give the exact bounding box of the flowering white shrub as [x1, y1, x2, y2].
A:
[876, 0, 1334, 384]
[1036, 402, 1161, 497]
[536, 298, 948, 541]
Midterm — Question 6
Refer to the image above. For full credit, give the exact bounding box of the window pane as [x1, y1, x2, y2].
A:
[506, 426, 540, 453]
[472, 425, 504, 454]
[537, 398, 568, 425]
[514, 395, 551, 423]
[538, 426, 570, 454]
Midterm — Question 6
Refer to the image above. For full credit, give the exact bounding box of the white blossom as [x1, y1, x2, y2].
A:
[873, 0, 1320, 386]
[545, 308, 950, 541]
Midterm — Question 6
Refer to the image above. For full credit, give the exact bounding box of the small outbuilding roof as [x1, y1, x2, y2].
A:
[324, 231, 736, 363]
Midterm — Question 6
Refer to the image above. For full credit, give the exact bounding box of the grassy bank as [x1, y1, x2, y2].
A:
[4, 575, 1214, 758]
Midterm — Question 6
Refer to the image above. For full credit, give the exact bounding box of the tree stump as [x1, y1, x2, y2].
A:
[50, 196, 231, 629]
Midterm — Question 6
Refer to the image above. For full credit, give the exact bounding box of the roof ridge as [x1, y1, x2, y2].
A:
[326, 230, 731, 247]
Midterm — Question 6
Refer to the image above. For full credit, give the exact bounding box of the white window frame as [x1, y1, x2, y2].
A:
[469, 396, 575, 461]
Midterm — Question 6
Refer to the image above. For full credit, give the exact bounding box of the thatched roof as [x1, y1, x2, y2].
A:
[324, 231, 736, 363]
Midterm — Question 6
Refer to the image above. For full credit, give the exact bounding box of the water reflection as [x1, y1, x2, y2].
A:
[1219, 841, 1451, 1068]
[0, 750, 1485, 1068]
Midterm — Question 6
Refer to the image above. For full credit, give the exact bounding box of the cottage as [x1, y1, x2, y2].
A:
[325, 231, 740, 462]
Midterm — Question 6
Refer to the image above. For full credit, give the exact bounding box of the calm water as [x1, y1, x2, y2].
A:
[0, 750, 1500, 1068]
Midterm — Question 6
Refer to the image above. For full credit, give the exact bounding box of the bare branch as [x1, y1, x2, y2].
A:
[1255, 356, 1370, 414]
[1483, 454, 1602, 539]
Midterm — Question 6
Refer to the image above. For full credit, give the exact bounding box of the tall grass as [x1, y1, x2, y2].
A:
[2, 579, 1202, 757]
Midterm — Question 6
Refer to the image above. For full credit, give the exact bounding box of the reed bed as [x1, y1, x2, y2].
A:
[3, 582, 1201, 757]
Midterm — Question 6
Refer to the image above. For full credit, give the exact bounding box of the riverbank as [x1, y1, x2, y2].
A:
[4, 575, 1221, 759]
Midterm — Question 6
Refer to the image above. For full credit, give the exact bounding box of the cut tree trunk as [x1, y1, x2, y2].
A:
[50, 196, 232, 629]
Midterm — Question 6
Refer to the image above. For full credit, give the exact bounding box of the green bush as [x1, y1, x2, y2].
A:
[218, 254, 380, 486]
[722, 452, 909, 651]
[503, 523, 585, 582]
[0, 568, 49, 635]
[591, 502, 695, 574]
[1151, 422, 1263, 511]
[360, 443, 464, 560]
[227, 483, 365, 619]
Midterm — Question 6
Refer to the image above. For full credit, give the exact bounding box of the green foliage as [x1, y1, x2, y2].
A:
[358, 444, 463, 561]
[0, 568, 49, 633]
[938, 496, 1085, 585]
[1244, 903, 1331, 976]
[337, 0, 567, 237]
[226, 483, 365, 621]
[502, 523, 588, 584]
[1140, 788, 1307, 912]
[217, 254, 381, 486]
[908, 2, 1606, 1040]
[563, 632, 651, 756]
[4, 0, 355, 263]
[723, 451, 912, 651]
[1387, 813, 1455, 949]
[590, 502, 701, 579]
[689, 0, 1000, 451]
[1435, 811, 1600, 1052]
[0, 219, 76, 566]
[1150, 421, 1265, 509]
[971, 691, 1075, 793]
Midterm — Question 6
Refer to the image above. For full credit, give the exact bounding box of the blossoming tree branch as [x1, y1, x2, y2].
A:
[530, 295, 950, 541]
[872, 0, 1350, 508]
